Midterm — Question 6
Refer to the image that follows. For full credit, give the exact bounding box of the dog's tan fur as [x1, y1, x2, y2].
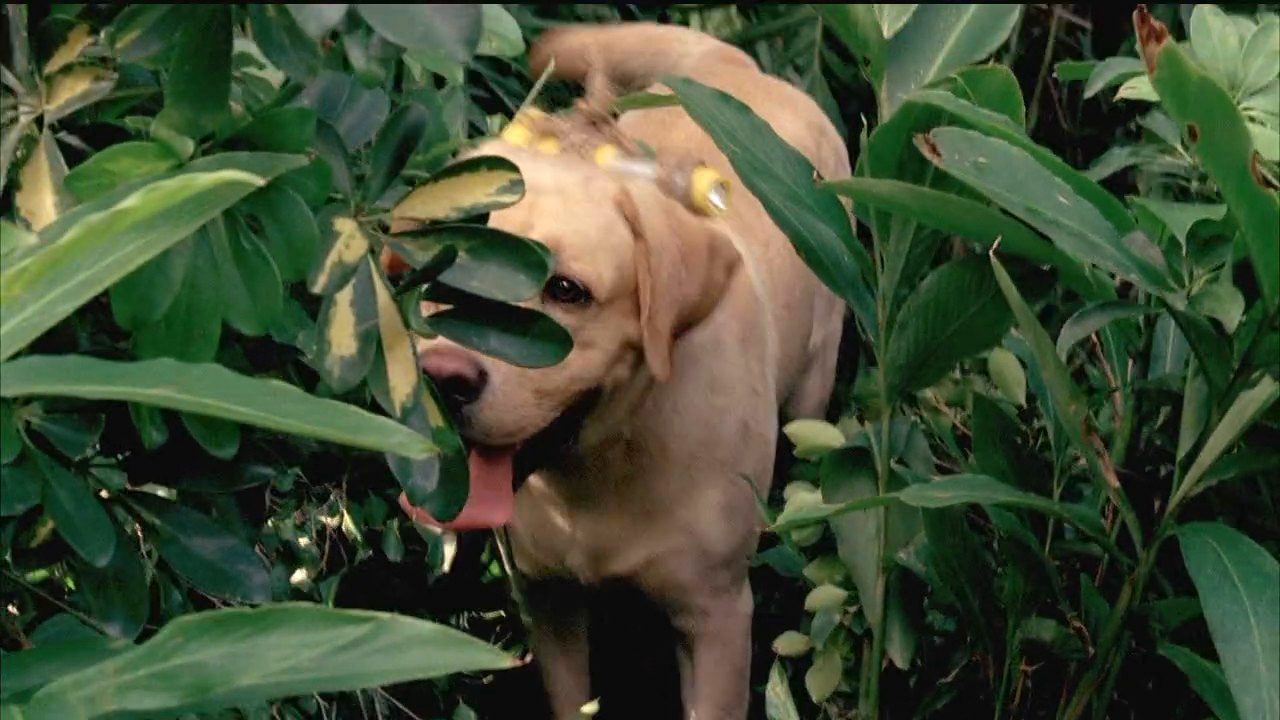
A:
[414, 23, 847, 719]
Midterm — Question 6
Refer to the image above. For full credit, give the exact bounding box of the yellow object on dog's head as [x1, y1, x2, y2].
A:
[689, 166, 729, 216]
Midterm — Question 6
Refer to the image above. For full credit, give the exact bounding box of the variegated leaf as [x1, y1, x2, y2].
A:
[370, 257, 420, 418]
[389, 156, 524, 232]
[43, 24, 95, 76]
[43, 66, 116, 122]
[15, 129, 69, 231]
[313, 259, 378, 393]
[309, 214, 371, 296]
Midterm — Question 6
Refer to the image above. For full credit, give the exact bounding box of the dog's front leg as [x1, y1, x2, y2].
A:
[672, 582, 753, 720]
[526, 578, 592, 719]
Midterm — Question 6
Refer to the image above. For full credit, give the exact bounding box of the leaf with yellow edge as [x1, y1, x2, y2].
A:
[390, 156, 524, 232]
[15, 129, 69, 232]
[309, 214, 371, 296]
[43, 24, 95, 76]
[43, 66, 116, 122]
[313, 260, 378, 393]
[369, 257, 420, 418]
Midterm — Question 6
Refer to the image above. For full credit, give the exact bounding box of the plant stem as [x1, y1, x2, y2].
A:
[1027, 6, 1062, 132]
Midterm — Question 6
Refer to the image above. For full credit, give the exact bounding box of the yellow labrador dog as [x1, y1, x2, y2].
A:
[399, 22, 848, 720]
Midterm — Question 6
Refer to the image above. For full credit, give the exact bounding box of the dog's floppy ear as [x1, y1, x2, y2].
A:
[616, 182, 741, 382]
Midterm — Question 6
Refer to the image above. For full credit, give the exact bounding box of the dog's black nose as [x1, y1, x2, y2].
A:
[420, 348, 487, 409]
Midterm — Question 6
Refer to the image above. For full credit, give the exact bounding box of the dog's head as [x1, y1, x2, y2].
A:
[392, 143, 740, 528]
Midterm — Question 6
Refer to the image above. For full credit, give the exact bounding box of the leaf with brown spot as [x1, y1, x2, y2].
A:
[1133, 5, 1169, 76]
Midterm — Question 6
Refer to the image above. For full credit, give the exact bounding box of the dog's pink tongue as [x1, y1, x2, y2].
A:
[399, 446, 516, 531]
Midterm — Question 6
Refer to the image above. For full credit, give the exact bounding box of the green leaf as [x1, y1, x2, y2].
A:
[0, 457, 43, 517]
[33, 450, 116, 568]
[1, 153, 304, 362]
[886, 256, 1013, 394]
[390, 156, 525, 230]
[369, 258, 419, 420]
[1177, 522, 1279, 720]
[127, 493, 269, 603]
[1149, 312, 1190, 379]
[1169, 308, 1233, 396]
[286, 4, 349, 41]
[987, 346, 1026, 407]
[364, 102, 429, 205]
[1240, 17, 1279, 96]
[0, 355, 436, 459]
[663, 75, 876, 335]
[1190, 282, 1246, 335]
[240, 184, 322, 284]
[229, 106, 317, 154]
[1128, 198, 1227, 253]
[814, 4, 884, 85]
[132, 231, 223, 363]
[823, 178, 1104, 300]
[804, 644, 842, 703]
[1189, 5, 1245, 91]
[921, 506, 999, 659]
[108, 237, 193, 332]
[78, 525, 150, 641]
[879, 4, 1022, 118]
[180, 413, 241, 460]
[0, 400, 20, 464]
[945, 64, 1026, 127]
[209, 215, 282, 336]
[874, 3, 918, 40]
[356, 5, 481, 65]
[804, 584, 850, 611]
[300, 71, 388, 149]
[1159, 643, 1242, 720]
[1054, 60, 1097, 83]
[0, 632, 128, 705]
[22, 603, 515, 720]
[1141, 9, 1280, 310]
[971, 393, 1021, 486]
[425, 295, 572, 369]
[476, 4, 525, 58]
[27, 412, 102, 460]
[156, 5, 230, 138]
[314, 257, 379, 392]
[106, 5, 185, 64]
[920, 127, 1174, 293]
[390, 225, 552, 303]
[1177, 361, 1211, 461]
[1180, 375, 1280, 497]
[782, 419, 845, 459]
[765, 659, 801, 720]
[247, 4, 321, 81]
[1083, 56, 1145, 99]
[63, 141, 180, 203]
[1056, 300, 1152, 361]
[1017, 617, 1087, 660]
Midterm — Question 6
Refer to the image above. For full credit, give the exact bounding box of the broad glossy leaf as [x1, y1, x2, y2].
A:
[879, 4, 1022, 118]
[425, 296, 571, 369]
[0, 457, 43, 516]
[22, 603, 515, 720]
[921, 127, 1174, 293]
[240, 184, 322, 283]
[383, 380, 467, 518]
[33, 450, 116, 568]
[971, 393, 1021, 486]
[64, 141, 180, 202]
[27, 412, 103, 460]
[1138, 7, 1280, 310]
[824, 178, 1104, 300]
[1178, 361, 1211, 461]
[782, 419, 845, 459]
[43, 23, 95, 76]
[1056, 301, 1153, 360]
[0, 355, 436, 458]
[369, 258, 419, 419]
[476, 4, 525, 58]
[1129, 198, 1226, 252]
[128, 402, 169, 449]
[108, 236, 193, 332]
[1240, 17, 1280, 96]
[874, 4, 917, 40]
[1054, 60, 1097, 83]
[300, 70, 388, 149]
[987, 347, 1026, 407]
[364, 102, 429, 204]
[886, 256, 1012, 394]
[804, 645, 841, 703]
[391, 225, 551, 303]
[921, 506, 999, 658]
[1083, 57, 1145, 99]
[0, 631, 128, 705]
[106, 5, 185, 64]
[128, 493, 269, 603]
[1189, 5, 1245, 90]
[1, 153, 304, 362]
[229, 106, 317, 154]
[1169, 308, 1232, 396]
[180, 413, 241, 460]
[945, 64, 1025, 127]
[78, 525, 150, 641]
[155, 4, 229, 138]
[1149, 312, 1190, 379]
[1178, 522, 1279, 720]
[356, 5, 481, 65]
[248, 4, 320, 81]
[314, 258, 379, 392]
[1159, 643, 1242, 720]
[309, 213, 370, 295]
[815, 4, 884, 85]
[765, 660, 801, 720]
[132, 232, 223, 362]
[209, 215, 282, 336]
[15, 129, 69, 232]
[390, 156, 525, 230]
[1181, 375, 1279, 495]
[664, 75, 875, 334]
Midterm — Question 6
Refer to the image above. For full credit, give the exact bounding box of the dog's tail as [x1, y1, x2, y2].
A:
[528, 22, 757, 93]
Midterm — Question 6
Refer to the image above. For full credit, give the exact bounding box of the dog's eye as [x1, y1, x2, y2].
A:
[543, 275, 592, 305]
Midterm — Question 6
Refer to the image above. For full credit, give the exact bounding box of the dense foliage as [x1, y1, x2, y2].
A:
[1, 4, 1277, 720]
